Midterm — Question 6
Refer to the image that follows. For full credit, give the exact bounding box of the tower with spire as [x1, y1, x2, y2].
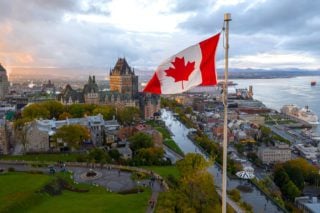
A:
[109, 58, 138, 97]
[83, 75, 99, 104]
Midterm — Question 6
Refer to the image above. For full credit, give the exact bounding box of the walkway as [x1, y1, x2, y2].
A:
[0, 161, 166, 193]
[146, 181, 163, 213]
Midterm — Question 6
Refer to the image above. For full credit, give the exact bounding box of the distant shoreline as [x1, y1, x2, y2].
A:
[218, 71, 320, 80]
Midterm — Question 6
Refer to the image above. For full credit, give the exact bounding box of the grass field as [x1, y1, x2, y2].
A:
[0, 172, 150, 213]
[163, 138, 184, 156]
[0, 172, 54, 212]
[0, 153, 85, 162]
[142, 166, 179, 179]
[30, 188, 150, 213]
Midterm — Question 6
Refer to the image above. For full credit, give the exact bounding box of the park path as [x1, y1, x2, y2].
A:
[0, 160, 166, 212]
[146, 181, 163, 213]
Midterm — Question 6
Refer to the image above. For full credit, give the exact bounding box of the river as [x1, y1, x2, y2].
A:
[161, 109, 283, 213]
[196, 76, 320, 133]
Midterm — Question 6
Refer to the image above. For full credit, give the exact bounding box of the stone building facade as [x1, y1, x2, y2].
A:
[0, 64, 9, 100]
[0, 119, 8, 154]
[83, 76, 99, 105]
[258, 143, 291, 164]
[109, 58, 138, 96]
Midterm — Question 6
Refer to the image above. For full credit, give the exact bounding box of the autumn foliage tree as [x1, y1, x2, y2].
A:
[273, 158, 318, 201]
[157, 153, 221, 212]
[22, 104, 50, 119]
[53, 124, 90, 149]
[116, 107, 141, 124]
[41, 100, 64, 119]
[92, 105, 115, 120]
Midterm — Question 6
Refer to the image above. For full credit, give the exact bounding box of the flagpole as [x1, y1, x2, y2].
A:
[222, 13, 231, 213]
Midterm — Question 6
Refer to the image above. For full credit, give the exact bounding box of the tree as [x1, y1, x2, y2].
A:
[177, 153, 210, 176]
[108, 149, 121, 161]
[284, 158, 317, 180]
[87, 148, 111, 164]
[274, 167, 290, 187]
[68, 104, 86, 118]
[93, 105, 115, 120]
[136, 147, 164, 165]
[53, 124, 90, 149]
[41, 100, 64, 119]
[284, 165, 305, 190]
[82, 104, 97, 115]
[58, 112, 72, 120]
[281, 180, 301, 201]
[22, 104, 50, 119]
[129, 132, 153, 152]
[175, 153, 220, 212]
[117, 107, 141, 124]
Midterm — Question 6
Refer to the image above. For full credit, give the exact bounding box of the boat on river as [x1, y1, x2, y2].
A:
[281, 104, 319, 125]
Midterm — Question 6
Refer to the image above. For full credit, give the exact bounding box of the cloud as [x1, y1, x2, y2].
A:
[176, 0, 320, 69]
[0, 0, 320, 78]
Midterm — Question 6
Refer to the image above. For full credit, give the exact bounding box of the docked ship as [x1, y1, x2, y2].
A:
[281, 104, 319, 125]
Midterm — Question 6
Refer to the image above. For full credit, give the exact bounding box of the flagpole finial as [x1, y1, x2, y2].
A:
[224, 13, 232, 21]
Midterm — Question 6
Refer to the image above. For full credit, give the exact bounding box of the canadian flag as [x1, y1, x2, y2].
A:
[143, 33, 220, 94]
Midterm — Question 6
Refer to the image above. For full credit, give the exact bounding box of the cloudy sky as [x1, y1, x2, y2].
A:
[0, 0, 319, 78]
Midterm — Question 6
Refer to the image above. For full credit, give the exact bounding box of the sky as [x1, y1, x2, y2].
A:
[0, 0, 319, 78]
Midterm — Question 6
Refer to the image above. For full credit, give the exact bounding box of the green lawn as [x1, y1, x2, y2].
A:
[0, 172, 54, 211]
[163, 138, 184, 156]
[30, 188, 150, 213]
[142, 166, 179, 179]
[0, 153, 85, 162]
[0, 172, 150, 213]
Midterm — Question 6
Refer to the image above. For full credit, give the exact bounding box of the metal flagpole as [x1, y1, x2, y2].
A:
[222, 13, 231, 213]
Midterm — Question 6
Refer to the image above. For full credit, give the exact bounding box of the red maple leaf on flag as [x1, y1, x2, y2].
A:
[165, 57, 195, 89]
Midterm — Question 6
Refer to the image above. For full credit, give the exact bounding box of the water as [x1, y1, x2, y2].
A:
[162, 110, 283, 213]
[199, 76, 320, 133]
[234, 76, 320, 133]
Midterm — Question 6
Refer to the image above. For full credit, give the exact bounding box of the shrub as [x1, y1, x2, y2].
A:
[8, 167, 15, 172]
[228, 189, 241, 202]
[118, 187, 144, 194]
[76, 154, 87, 162]
[131, 171, 150, 180]
[42, 179, 63, 196]
[26, 170, 44, 174]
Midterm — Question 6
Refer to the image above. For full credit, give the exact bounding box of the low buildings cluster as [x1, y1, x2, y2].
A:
[25, 114, 119, 152]
[169, 86, 294, 165]
[21, 114, 163, 160]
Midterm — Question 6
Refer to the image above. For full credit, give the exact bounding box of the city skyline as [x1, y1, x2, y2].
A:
[1, 0, 320, 78]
